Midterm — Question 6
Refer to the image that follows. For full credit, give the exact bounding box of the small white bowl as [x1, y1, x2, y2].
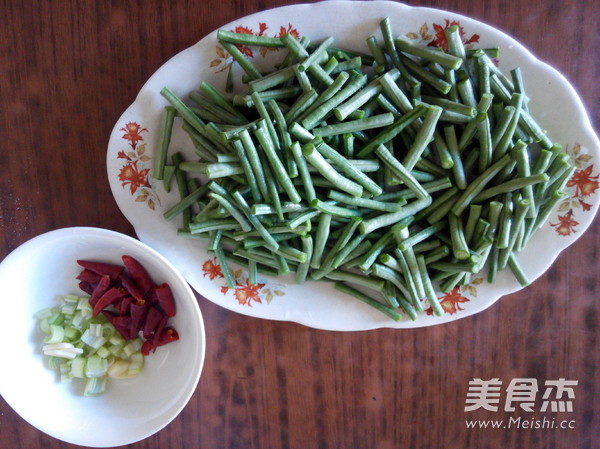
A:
[0, 227, 205, 447]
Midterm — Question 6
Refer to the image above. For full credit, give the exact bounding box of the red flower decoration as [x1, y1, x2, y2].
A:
[232, 280, 266, 306]
[579, 199, 593, 212]
[234, 25, 253, 35]
[567, 165, 599, 198]
[231, 23, 269, 57]
[426, 287, 470, 316]
[202, 257, 224, 280]
[118, 160, 151, 195]
[120, 122, 148, 149]
[428, 20, 480, 52]
[232, 25, 254, 57]
[550, 210, 579, 236]
[207, 255, 267, 306]
[276, 24, 299, 39]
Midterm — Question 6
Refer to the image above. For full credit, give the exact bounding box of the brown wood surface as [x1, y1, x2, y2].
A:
[1, 1, 598, 448]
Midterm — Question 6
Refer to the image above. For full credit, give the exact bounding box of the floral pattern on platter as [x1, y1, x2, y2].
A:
[405, 19, 480, 51]
[201, 251, 483, 315]
[117, 122, 160, 210]
[425, 278, 483, 316]
[210, 22, 300, 73]
[202, 257, 286, 306]
[551, 143, 599, 236]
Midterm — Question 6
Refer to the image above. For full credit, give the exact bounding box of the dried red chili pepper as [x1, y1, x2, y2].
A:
[156, 327, 179, 346]
[145, 287, 158, 305]
[102, 311, 131, 340]
[142, 306, 164, 340]
[102, 310, 117, 323]
[141, 340, 153, 356]
[116, 296, 132, 316]
[88, 275, 111, 308]
[141, 327, 179, 355]
[129, 303, 148, 340]
[151, 315, 169, 350]
[79, 255, 179, 353]
[112, 315, 131, 330]
[118, 273, 144, 303]
[92, 287, 128, 317]
[77, 260, 124, 280]
[122, 255, 154, 294]
[154, 283, 176, 317]
[76, 269, 102, 284]
[78, 281, 94, 295]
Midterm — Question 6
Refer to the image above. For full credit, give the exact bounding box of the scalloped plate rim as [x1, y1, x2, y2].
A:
[107, 1, 600, 330]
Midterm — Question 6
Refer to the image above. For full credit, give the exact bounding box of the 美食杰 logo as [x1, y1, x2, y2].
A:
[464, 378, 578, 430]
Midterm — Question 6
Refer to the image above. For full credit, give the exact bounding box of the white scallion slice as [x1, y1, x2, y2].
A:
[36, 294, 146, 396]
[84, 376, 108, 397]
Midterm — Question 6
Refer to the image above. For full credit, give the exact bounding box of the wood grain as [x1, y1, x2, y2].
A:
[0, 1, 598, 448]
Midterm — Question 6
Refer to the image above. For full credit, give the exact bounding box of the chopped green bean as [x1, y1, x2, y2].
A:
[417, 255, 444, 316]
[302, 143, 364, 197]
[334, 282, 401, 321]
[374, 144, 429, 200]
[395, 36, 463, 70]
[360, 196, 432, 235]
[156, 21, 573, 324]
[255, 124, 302, 203]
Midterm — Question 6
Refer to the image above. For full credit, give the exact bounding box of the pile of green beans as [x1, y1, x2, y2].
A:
[153, 18, 573, 322]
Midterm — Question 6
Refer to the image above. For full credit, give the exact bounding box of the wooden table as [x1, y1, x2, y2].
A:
[1, 1, 598, 448]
